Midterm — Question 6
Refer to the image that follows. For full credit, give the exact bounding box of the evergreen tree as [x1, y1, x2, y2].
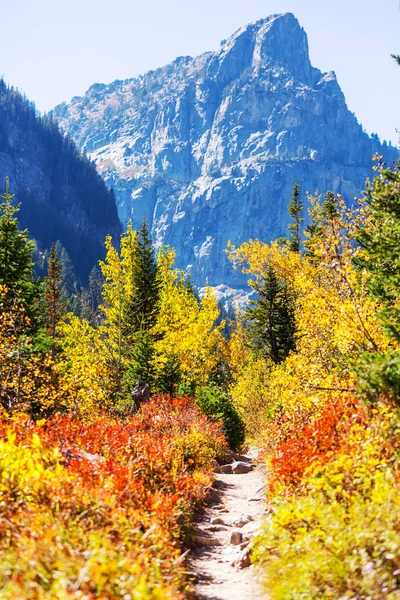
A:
[55, 241, 80, 313]
[155, 351, 182, 396]
[125, 217, 160, 335]
[79, 265, 104, 326]
[0, 177, 40, 329]
[356, 162, 400, 341]
[183, 274, 200, 304]
[287, 183, 304, 253]
[355, 160, 400, 403]
[322, 190, 339, 222]
[304, 193, 323, 258]
[118, 218, 160, 396]
[124, 330, 157, 392]
[44, 243, 66, 356]
[100, 222, 161, 400]
[245, 266, 296, 364]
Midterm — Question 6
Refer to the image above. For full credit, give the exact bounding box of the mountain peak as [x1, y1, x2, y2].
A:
[53, 13, 398, 294]
[209, 11, 313, 87]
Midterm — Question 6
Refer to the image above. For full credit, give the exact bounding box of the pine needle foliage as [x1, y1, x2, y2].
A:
[287, 182, 304, 253]
[125, 217, 160, 335]
[245, 266, 296, 364]
[0, 178, 40, 330]
[322, 190, 339, 221]
[355, 160, 400, 403]
[44, 243, 66, 356]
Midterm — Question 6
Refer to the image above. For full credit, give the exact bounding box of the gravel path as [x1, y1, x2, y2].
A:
[189, 456, 266, 600]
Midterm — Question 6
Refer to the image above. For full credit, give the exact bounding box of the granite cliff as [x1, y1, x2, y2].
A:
[53, 12, 397, 297]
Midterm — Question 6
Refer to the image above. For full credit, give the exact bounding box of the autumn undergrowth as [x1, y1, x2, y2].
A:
[0, 396, 226, 599]
[227, 164, 400, 599]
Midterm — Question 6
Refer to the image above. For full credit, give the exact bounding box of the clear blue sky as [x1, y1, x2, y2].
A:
[3, 0, 400, 144]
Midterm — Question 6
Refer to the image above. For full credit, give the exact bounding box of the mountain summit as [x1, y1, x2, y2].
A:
[53, 13, 397, 294]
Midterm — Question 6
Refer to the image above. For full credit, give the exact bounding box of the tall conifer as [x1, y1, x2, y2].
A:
[288, 183, 304, 253]
[125, 217, 160, 335]
[0, 178, 40, 329]
[44, 243, 66, 356]
[322, 190, 339, 221]
[245, 266, 296, 364]
[123, 217, 161, 392]
[354, 160, 400, 402]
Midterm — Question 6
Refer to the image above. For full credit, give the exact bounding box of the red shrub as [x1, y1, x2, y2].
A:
[268, 395, 366, 495]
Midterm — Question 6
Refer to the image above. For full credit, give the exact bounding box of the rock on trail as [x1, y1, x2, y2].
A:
[189, 455, 266, 600]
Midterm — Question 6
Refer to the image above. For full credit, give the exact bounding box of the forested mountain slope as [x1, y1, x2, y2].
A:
[0, 79, 121, 282]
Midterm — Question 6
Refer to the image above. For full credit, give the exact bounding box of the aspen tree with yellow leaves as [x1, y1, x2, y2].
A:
[153, 247, 224, 387]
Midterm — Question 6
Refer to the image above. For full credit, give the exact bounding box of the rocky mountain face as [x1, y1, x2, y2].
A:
[53, 12, 397, 296]
[0, 80, 121, 283]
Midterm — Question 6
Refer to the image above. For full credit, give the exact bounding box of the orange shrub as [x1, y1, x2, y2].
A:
[267, 395, 366, 496]
[0, 396, 227, 599]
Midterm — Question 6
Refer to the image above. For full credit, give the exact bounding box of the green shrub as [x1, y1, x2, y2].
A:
[195, 385, 245, 451]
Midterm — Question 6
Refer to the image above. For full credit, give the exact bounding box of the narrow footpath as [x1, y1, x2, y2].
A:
[189, 454, 266, 600]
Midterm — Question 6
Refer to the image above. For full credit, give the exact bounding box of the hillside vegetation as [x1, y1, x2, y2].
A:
[0, 152, 399, 597]
[227, 158, 400, 599]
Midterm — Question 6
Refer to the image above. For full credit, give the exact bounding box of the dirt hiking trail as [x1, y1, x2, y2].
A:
[189, 454, 266, 600]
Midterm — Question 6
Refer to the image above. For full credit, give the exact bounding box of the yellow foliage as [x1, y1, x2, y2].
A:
[0, 292, 66, 416]
[227, 198, 393, 431]
[0, 430, 64, 505]
[153, 248, 224, 385]
[60, 315, 115, 420]
[252, 417, 400, 600]
[99, 222, 137, 354]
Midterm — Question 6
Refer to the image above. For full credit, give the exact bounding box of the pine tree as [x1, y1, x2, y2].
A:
[356, 162, 400, 341]
[245, 266, 296, 364]
[355, 160, 400, 403]
[121, 218, 161, 395]
[287, 183, 304, 253]
[99, 221, 161, 400]
[322, 190, 339, 222]
[123, 330, 157, 391]
[44, 243, 66, 356]
[55, 241, 79, 312]
[79, 266, 104, 325]
[155, 351, 182, 396]
[0, 177, 40, 330]
[304, 192, 323, 258]
[125, 217, 160, 335]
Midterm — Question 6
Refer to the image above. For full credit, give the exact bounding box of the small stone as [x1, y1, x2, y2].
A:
[205, 525, 228, 532]
[206, 487, 220, 503]
[219, 464, 233, 474]
[236, 547, 251, 569]
[194, 535, 222, 547]
[230, 530, 243, 545]
[211, 459, 222, 473]
[210, 517, 226, 525]
[231, 461, 254, 474]
[232, 515, 254, 528]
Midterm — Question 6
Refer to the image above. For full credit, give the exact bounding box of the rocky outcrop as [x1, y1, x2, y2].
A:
[53, 12, 397, 292]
